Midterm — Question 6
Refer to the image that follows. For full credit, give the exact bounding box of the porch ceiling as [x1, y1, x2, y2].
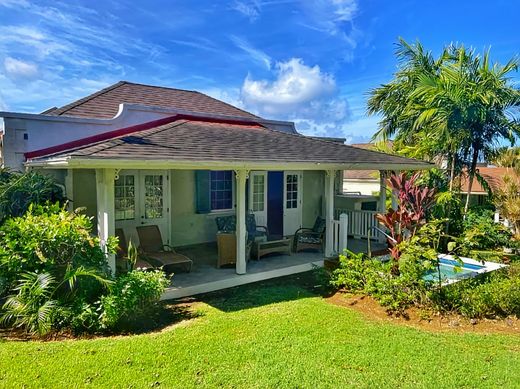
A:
[26, 116, 433, 171]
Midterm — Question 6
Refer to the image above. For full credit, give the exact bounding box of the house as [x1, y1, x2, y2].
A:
[0, 81, 431, 298]
[459, 166, 510, 207]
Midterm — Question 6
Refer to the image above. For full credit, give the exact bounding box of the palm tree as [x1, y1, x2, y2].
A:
[368, 39, 520, 214]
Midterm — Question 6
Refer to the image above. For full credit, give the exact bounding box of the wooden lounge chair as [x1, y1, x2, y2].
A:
[136, 225, 193, 273]
[115, 228, 154, 271]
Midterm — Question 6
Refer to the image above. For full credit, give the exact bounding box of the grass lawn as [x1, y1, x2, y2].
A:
[1, 272, 519, 388]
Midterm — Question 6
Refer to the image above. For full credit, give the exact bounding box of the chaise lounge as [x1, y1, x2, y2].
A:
[136, 225, 193, 273]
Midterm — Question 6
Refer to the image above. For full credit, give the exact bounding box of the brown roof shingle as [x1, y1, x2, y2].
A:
[45, 81, 259, 119]
[460, 167, 511, 194]
[29, 118, 432, 169]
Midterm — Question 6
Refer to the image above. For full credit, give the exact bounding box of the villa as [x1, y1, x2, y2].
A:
[0, 81, 430, 298]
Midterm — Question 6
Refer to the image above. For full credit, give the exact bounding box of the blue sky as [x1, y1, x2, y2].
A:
[0, 0, 519, 143]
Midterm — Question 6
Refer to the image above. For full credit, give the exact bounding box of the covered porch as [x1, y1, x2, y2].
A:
[166, 237, 386, 299]
[25, 114, 430, 298]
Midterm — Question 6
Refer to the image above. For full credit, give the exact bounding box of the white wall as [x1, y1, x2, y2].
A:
[342, 179, 380, 196]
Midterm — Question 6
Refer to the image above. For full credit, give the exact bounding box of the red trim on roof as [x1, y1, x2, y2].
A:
[24, 114, 263, 159]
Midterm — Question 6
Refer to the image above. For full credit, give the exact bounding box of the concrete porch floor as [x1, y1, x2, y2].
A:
[162, 237, 386, 300]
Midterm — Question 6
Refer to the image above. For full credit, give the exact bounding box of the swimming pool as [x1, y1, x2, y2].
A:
[423, 255, 506, 285]
[373, 254, 506, 285]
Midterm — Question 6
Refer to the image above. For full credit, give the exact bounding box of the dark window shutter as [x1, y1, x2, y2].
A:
[195, 170, 211, 213]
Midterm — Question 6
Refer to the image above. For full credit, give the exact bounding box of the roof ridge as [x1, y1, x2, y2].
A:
[258, 125, 426, 164]
[25, 114, 264, 159]
[120, 80, 200, 94]
[50, 81, 126, 116]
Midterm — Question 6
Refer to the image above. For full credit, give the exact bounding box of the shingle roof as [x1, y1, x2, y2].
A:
[460, 167, 511, 194]
[27, 116, 432, 169]
[343, 141, 395, 179]
[45, 81, 259, 119]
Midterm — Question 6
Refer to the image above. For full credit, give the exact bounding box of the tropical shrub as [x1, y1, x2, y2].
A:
[0, 170, 64, 222]
[0, 204, 169, 336]
[0, 203, 115, 290]
[99, 270, 169, 329]
[375, 172, 436, 272]
[456, 209, 512, 254]
[432, 264, 520, 318]
[331, 250, 431, 314]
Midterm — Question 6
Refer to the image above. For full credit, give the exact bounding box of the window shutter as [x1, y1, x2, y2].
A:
[195, 170, 211, 213]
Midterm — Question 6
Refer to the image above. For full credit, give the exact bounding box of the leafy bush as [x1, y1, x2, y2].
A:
[331, 250, 430, 314]
[432, 264, 520, 318]
[457, 209, 512, 254]
[0, 203, 115, 290]
[99, 270, 169, 329]
[0, 170, 64, 222]
[0, 204, 169, 336]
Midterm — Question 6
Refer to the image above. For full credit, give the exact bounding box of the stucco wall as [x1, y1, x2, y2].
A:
[72, 169, 98, 222]
[68, 168, 330, 248]
[170, 170, 224, 246]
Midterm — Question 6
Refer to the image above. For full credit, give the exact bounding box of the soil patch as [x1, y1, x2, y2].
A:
[328, 292, 520, 335]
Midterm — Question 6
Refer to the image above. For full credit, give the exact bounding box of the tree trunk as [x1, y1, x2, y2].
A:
[464, 147, 480, 215]
[445, 152, 457, 233]
[449, 153, 457, 192]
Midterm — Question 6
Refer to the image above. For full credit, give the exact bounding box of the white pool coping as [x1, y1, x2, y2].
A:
[435, 254, 507, 286]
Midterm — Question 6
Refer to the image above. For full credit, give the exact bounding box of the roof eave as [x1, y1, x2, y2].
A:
[25, 157, 433, 172]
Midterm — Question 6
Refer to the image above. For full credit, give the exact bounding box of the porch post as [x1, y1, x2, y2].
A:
[391, 170, 399, 210]
[378, 171, 387, 243]
[96, 169, 116, 276]
[324, 170, 336, 257]
[65, 168, 74, 212]
[235, 169, 248, 275]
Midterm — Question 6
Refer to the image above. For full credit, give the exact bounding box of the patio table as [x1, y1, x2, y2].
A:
[253, 237, 292, 260]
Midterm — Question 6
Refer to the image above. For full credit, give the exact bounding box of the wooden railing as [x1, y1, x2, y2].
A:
[334, 209, 382, 241]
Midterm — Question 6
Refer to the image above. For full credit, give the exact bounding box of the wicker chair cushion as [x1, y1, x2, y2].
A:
[215, 215, 236, 232]
[297, 234, 322, 244]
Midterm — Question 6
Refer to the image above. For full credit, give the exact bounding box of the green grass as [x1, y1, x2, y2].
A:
[1, 273, 519, 388]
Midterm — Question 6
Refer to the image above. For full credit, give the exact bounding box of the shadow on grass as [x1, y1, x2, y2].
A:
[190, 268, 336, 313]
[116, 302, 203, 335]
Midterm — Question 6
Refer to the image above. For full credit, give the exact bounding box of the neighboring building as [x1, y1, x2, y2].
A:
[460, 166, 511, 207]
[0, 81, 430, 298]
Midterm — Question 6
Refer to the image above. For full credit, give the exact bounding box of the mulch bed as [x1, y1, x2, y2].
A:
[327, 292, 520, 335]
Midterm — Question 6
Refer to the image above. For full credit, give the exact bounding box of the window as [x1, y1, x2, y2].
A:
[252, 174, 265, 212]
[144, 175, 164, 219]
[286, 174, 298, 209]
[210, 171, 233, 211]
[115, 175, 135, 221]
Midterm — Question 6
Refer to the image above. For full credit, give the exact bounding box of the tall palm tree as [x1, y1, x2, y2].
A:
[368, 39, 520, 214]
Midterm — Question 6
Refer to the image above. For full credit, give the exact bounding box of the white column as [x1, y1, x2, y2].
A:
[391, 170, 399, 210]
[378, 171, 387, 243]
[96, 169, 116, 276]
[65, 168, 74, 212]
[379, 171, 387, 213]
[235, 169, 248, 275]
[324, 170, 336, 257]
[339, 213, 348, 254]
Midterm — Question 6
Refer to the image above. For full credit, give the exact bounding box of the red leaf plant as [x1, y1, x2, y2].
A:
[375, 172, 436, 273]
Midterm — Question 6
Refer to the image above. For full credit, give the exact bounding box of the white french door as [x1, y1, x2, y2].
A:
[283, 171, 302, 236]
[249, 171, 268, 227]
[114, 170, 170, 245]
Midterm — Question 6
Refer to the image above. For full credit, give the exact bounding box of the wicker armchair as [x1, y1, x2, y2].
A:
[215, 214, 264, 267]
[293, 216, 326, 253]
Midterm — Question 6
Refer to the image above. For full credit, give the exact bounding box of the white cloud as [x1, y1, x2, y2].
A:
[4, 57, 38, 79]
[241, 58, 336, 115]
[231, 0, 261, 22]
[299, 0, 360, 48]
[230, 35, 272, 70]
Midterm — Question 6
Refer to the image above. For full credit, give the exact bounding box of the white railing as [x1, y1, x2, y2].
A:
[331, 213, 348, 255]
[334, 209, 382, 241]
